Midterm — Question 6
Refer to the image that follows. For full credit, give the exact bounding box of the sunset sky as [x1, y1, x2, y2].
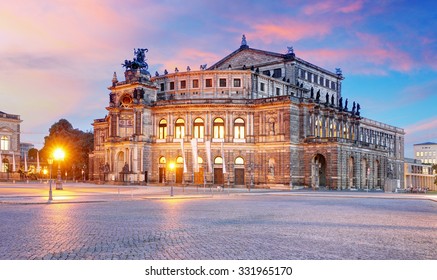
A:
[1, 0, 436, 157]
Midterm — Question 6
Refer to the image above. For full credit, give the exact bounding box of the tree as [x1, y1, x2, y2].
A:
[40, 119, 94, 180]
[28, 148, 38, 161]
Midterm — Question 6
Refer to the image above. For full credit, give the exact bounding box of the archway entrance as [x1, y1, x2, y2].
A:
[194, 157, 204, 184]
[311, 154, 326, 188]
[213, 156, 224, 185]
[234, 156, 245, 186]
[158, 156, 166, 183]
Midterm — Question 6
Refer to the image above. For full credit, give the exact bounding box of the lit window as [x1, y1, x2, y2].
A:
[198, 157, 203, 164]
[193, 118, 204, 139]
[0, 136, 9, 150]
[159, 157, 166, 164]
[235, 157, 244, 165]
[176, 156, 184, 164]
[213, 118, 225, 139]
[175, 118, 185, 139]
[214, 156, 223, 164]
[159, 119, 167, 139]
[233, 79, 241, 87]
[234, 118, 245, 139]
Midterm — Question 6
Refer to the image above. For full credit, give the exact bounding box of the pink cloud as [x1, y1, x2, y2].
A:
[246, 19, 333, 44]
[339, 0, 364, 13]
[405, 118, 437, 136]
[153, 48, 221, 73]
[302, 0, 364, 15]
[293, 31, 416, 75]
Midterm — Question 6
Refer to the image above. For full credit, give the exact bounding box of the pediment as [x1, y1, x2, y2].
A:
[210, 48, 285, 70]
[0, 126, 15, 133]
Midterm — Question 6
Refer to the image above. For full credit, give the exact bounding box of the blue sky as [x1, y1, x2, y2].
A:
[1, 0, 436, 157]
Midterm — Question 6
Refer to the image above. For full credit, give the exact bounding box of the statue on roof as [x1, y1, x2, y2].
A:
[316, 90, 320, 102]
[240, 34, 249, 49]
[356, 103, 361, 116]
[325, 93, 329, 104]
[352, 102, 356, 114]
[331, 94, 335, 106]
[344, 98, 348, 111]
[122, 48, 149, 71]
[241, 34, 247, 45]
[339, 97, 343, 110]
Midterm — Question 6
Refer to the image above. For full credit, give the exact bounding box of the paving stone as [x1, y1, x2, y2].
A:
[0, 195, 436, 259]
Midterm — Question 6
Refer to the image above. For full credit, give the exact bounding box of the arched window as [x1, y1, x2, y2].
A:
[159, 156, 166, 164]
[213, 118, 224, 139]
[1, 136, 10, 150]
[234, 118, 245, 139]
[317, 117, 323, 137]
[214, 156, 223, 164]
[176, 156, 184, 164]
[235, 157, 244, 165]
[1, 158, 9, 172]
[158, 119, 167, 139]
[197, 157, 203, 164]
[175, 118, 185, 139]
[343, 124, 347, 139]
[193, 118, 204, 139]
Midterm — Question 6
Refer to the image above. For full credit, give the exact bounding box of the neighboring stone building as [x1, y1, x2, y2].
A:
[20, 142, 34, 159]
[0, 110, 21, 179]
[89, 36, 405, 191]
[404, 158, 435, 191]
[414, 142, 437, 165]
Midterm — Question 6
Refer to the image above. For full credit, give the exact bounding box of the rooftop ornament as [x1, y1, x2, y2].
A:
[122, 48, 149, 71]
[240, 34, 249, 49]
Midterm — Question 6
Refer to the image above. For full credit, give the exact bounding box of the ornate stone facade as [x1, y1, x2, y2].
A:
[89, 38, 404, 190]
[0, 111, 21, 178]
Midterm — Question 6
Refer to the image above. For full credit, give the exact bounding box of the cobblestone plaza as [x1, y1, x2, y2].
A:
[0, 184, 436, 260]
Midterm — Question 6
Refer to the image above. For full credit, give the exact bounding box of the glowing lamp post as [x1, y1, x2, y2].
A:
[54, 148, 65, 190]
[47, 158, 53, 201]
[169, 162, 175, 197]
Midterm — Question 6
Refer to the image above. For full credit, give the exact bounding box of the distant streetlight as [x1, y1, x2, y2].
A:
[47, 158, 53, 201]
[54, 148, 65, 190]
[169, 162, 175, 197]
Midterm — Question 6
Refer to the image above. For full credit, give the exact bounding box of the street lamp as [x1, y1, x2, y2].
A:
[169, 162, 175, 196]
[54, 148, 65, 190]
[47, 158, 53, 201]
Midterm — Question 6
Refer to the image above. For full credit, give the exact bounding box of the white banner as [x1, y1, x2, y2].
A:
[221, 142, 226, 174]
[191, 138, 199, 173]
[180, 139, 187, 173]
[205, 140, 212, 173]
